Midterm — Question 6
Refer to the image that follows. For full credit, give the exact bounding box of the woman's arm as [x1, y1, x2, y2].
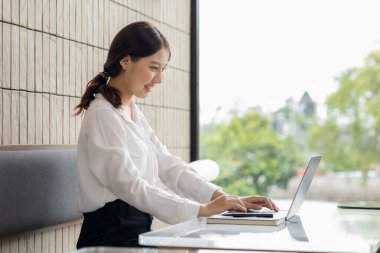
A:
[138, 114, 221, 204]
[83, 107, 202, 224]
[209, 189, 279, 212]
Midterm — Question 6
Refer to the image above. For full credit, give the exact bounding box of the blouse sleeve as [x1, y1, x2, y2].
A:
[84, 107, 201, 224]
[138, 114, 221, 204]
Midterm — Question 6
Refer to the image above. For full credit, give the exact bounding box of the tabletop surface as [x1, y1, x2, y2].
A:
[138, 200, 380, 253]
[73, 200, 380, 253]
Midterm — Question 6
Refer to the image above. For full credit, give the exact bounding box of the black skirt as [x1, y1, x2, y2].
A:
[77, 199, 153, 249]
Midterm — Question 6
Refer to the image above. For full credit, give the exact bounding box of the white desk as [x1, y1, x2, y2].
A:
[139, 201, 380, 253]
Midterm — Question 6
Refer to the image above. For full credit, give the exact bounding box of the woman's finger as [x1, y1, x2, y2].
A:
[225, 197, 247, 212]
[231, 202, 247, 212]
[244, 202, 262, 210]
[241, 195, 278, 211]
[268, 198, 279, 212]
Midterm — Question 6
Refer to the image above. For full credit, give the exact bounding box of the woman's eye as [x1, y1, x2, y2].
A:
[150, 66, 159, 71]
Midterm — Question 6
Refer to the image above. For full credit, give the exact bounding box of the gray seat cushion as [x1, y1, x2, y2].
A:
[0, 148, 82, 237]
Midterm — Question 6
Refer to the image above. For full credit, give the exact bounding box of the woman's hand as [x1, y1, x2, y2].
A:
[198, 195, 247, 217]
[239, 195, 279, 212]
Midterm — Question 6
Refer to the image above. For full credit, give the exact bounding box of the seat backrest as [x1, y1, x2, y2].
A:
[0, 146, 82, 238]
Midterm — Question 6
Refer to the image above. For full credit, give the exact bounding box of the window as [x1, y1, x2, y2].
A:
[199, 0, 380, 202]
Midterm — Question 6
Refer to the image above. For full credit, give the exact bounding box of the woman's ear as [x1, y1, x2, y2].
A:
[119, 56, 130, 70]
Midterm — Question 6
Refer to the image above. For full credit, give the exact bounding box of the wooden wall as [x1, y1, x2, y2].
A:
[0, 0, 191, 252]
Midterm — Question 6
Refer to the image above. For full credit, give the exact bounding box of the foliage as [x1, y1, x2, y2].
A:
[200, 50, 380, 195]
[308, 50, 380, 175]
[271, 92, 318, 158]
[201, 110, 304, 196]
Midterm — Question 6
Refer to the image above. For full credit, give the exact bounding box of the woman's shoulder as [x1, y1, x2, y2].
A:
[88, 94, 117, 111]
[84, 94, 122, 121]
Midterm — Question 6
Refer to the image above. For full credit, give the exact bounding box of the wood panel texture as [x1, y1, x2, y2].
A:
[0, 1, 191, 252]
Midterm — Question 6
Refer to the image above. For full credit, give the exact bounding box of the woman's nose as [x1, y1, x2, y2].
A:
[153, 71, 163, 84]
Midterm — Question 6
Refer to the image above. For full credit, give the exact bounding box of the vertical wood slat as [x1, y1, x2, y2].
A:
[56, 96, 63, 144]
[103, 0, 109, 48]
[69, 41, 75, 96]
[27, 92, 36, 144]
[27, 234, 35, 253]
[62, 39, 70, 96]
[41, 231, 49, 253]
[27, 30, 35, 91]
[62, 227, 68, 253]
[75, 43, 82, 97]
[56, 38, 63, 94]
[11, 0, 20, 24]
[42, 33, 50, 93]
[55, 228, 63, 253]
[42, 94, 49, 144]
[92, 47, 98, 88]
[20, 28, 27, 91]
[18, 236, 27, 253]
[99, 0, 104, 48]
[11, 91, 20, 144]
[35, 0, 43, 31]
[109, 2, 116, 44]
[56, 0, 63, 37]
[42, 0, 49, 33]
[35, 93, 43, 144]
[27, 0, 36, 29]
[35, 232, 42, 253]
[69, 0, 75, 40]
[81, 0, 88, 44]
[117, 0, 122, 34]
[35, 32, 43, 92]
[63, 0, 70, 38]
[87, 0, 93, 45]
[49, 95, 57, 144]
[49, 230, 55, 253]
[75, 0, 82, 42]
[63, 96, 70, 144]
[68, 225, 75, 252]
[69, 98, 76, 144]
[9, 239, 18, 253]
[19, 91, 27, 145]
[20, 0, 28, 27]
[50, 0, 57, 35]
[2, 0, 11, 22]
[11, 25, 20, 90]
[50, 35, 57, 94]
[87, 46, 93, 83]
[80, 44, 87, 96]
[2, 24, 11, 89]
[75, 98, 81, 144]
[1, 240, 10, 253]
[2, 90, 11, 144]
[93, 0, 99, 47]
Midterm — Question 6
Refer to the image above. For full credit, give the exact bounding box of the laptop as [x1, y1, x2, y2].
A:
[207, 155, 322, 226]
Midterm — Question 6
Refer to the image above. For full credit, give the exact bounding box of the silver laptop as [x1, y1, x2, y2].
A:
[281, 155, 322, 221]
[216, 155, 322, 224]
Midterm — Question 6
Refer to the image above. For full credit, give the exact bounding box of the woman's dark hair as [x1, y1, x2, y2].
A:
[74, 21, 171, 115]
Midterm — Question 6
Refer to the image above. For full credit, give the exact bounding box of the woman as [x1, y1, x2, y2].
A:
[74, 21, 278, 249]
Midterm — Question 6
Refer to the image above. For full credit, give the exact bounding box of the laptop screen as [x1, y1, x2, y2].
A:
[286, 155, 322, 220]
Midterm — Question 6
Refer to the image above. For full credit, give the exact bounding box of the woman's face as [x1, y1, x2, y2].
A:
[120, 48, 169, 100]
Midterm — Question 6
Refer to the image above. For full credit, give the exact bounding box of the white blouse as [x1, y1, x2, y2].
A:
[77, 94, 220, 224]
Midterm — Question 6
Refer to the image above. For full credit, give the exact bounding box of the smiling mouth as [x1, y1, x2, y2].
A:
[145, 84, 154, 92]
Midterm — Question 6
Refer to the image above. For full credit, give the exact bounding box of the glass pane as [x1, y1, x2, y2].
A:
[199, 0, 380, 203]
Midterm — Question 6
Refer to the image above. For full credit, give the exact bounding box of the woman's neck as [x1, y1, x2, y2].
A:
[108, 77, 133, 106]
